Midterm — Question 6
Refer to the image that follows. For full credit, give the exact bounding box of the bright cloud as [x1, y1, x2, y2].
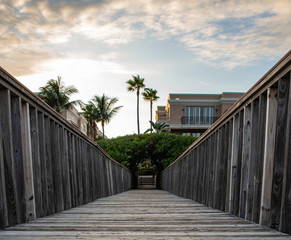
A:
[0, 0, 290, 74]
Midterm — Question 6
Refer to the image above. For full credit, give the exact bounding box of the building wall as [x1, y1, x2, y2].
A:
[156, 92, 244, 136]
[60, 107, 104, 139]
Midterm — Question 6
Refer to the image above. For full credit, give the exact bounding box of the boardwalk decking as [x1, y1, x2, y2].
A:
[0, 190, 290, 240]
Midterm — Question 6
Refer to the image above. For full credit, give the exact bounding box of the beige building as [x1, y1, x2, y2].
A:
[156, 92, 244, 137]
[61, 107, 104, 139]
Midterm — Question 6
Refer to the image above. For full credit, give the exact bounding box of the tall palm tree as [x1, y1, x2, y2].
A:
[38, 76, 79, 113]
[80, 102, 99, 141]
[92, 94, 123, 139]
[127, 75, 145, 134]
[142, 88, 159, 132]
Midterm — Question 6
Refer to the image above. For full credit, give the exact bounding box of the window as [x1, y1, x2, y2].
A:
[192, 133, 201, 137]
[185, 107, 194, 124]
[184, 106, 215, 125]
[205, 107, 214, 124]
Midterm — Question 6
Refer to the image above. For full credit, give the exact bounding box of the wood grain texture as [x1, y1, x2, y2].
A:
[252, 93, 267, 223]
[240, 105, 252, 219]
[0, 190, 290, 240]
[37, 112, 47, 217]
[260, 87, 278, 227]
[0, 89, 18, 227]
[29, 108, 42, 219]
[246, 99, 259, 221]
[279, 74, 291, 234]
[0, 135, 8, 229]
[11, 97, 25, 223]
[271, 78, 290, 230]
[21, 103, 36, 222]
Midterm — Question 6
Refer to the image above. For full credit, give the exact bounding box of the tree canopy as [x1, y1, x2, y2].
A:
[38, 76, 79, 112]
[126, 75, 145, 134]
[97, 133, 196, 174]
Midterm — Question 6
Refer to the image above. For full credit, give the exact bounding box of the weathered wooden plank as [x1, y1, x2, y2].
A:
[210, 132, 218, 209]
[37, 112, 47, 217]
[44, 117, 54, 214]
[82, 141, 89, 204]
[270, 78, 290, 230]
[203, 139, 210, 205]
[225, 119, 233, 212]
[279, 74, 291, 235]
[51, 122, 64, 213]
[21, 102, 36, 221]
[1, 190, 290, 240]
[0, 89, 18, 226]
[252, 93, 267, 223]
[0, 134, 8, 229]
[75, 137, 82, 205]
[260, 87, 278, 227]
[234, 110, 244, 216]
[229, 115, 238, 214]
[29, 107, 42, 218]
[195, 147, 201, 202]
[88, 146, 94, 201]
[11, 96, 25, 223]
[246, 98, 259, 221]
[60, 127, 71, 210]
[239, 105, 251, 219]
[202, 139, 208, 205]
[209, 133, 216, 207]
[69, 134, 77, 207]
[214, 128, 222, 210]
[221, 125, 229, 211]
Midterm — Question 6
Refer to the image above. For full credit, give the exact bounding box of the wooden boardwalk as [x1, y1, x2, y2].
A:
[0, 190, 290, 240]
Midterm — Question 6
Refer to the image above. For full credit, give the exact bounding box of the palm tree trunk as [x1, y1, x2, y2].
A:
[150, 100, 153, 133]
[102, 121, 105, 139]
[137, 89, 140, 134]
[93, 122, 96, 141]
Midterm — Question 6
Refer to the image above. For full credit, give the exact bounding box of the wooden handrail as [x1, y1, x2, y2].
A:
[0, 67, 134, 229]
[161, 50, 291, 235]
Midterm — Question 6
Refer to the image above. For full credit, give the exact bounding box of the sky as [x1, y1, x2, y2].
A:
[0, 0, 290, 138]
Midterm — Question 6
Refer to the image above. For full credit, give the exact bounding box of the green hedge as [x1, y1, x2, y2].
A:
[97, 133, 196, 174]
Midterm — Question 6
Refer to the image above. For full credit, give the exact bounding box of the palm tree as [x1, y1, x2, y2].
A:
[126, 75, 145, 134]
[144, 121, 169, 134]
[142, 88, 159, 132]
[80, 102, 99, 141]
[92, 94, 123, 139]
[38, 76, 79, 113]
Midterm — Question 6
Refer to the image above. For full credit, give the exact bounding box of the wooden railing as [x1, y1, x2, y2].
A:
[0, 67, 133, 229]
[161, 50, 291, 235]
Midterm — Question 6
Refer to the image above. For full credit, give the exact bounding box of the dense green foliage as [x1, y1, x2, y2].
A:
[38, 76, 79, 113]
[98, 133, 196, 174]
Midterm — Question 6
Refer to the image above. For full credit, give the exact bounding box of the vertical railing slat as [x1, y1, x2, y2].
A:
[260, 87, 278, 227]
[21, 103, 36, 221]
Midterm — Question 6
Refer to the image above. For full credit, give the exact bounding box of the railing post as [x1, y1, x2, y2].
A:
[260, 87, 278, 227]
[240, 104, 252, 218]
[279, 73, 291, 233]
[0, 89, 19, 226]
[21, 102, 36, 221]
[246, 98, 259, 221]
[229, 114, 238, 214]
[0, 136, 8, 229]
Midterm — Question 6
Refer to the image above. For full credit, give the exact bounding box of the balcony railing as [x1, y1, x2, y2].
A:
[181, 116, 219, 125]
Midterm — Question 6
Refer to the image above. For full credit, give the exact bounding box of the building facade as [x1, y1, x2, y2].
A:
[156, 92, 244, 137]
[60, 107, 104, 139]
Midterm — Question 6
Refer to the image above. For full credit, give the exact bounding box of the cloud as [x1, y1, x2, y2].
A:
[0, 0, 290, 75]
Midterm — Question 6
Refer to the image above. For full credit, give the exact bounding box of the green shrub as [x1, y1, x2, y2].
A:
[97, 133, 196, 174]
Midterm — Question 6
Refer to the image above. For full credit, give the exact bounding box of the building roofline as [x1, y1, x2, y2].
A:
[169, 92, 245, 95]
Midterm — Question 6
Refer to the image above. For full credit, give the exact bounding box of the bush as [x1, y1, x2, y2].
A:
[97, 133, 196, 174]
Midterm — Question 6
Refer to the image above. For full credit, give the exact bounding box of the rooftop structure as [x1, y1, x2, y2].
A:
[156, 92, 244, 137]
